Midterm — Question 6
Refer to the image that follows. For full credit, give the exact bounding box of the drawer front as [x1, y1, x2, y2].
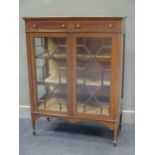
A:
[72, 21, 116, 32]
[27, 21, 69, 31]
[25, 20, 118, 32]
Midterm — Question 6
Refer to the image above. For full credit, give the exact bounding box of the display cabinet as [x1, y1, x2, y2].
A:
[23, 17, 125, 146]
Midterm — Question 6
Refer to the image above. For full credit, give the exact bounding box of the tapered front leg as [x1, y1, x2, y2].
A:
[32, 116, 36, 135]
[113, 123, 118, 146]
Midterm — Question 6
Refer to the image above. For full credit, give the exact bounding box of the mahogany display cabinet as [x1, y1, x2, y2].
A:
[23, 17, 125, 146]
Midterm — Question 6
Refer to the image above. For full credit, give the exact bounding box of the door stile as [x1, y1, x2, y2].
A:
[26, 33, 35, 112]
[67, 34, 76, 116]
[29, 34, 38, 111]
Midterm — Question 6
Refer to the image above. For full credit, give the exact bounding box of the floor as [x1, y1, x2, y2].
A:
[19, 118, 135, 155]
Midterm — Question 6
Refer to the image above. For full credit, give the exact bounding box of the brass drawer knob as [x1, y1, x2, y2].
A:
[108, 23, 112, 28]
[61, 24, 65, 28]
[32, 24, 37, 28]
[76, 24, 80, 28]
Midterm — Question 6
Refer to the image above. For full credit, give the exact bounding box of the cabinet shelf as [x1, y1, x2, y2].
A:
[38, 98, 68, 112]
[77, 103, 109, 115]
[36, 51, 111, 60]
[76, 45, 112, 49]
[77, 54, 111, 60]
[36, 52, 66, 59]
[37, 76, 111, 87]
[38, 96, 110, 115]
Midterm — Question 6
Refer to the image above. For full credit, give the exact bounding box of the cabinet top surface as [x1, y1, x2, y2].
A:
[23, 16, 126, 21]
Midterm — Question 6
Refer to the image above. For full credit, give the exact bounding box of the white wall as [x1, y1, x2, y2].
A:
[19, 0, 135, 115]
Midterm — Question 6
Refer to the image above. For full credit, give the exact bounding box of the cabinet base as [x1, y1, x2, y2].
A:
[31, 112, 122, 146]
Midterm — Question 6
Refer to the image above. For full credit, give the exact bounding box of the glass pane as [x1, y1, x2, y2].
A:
[76, 38, 112, 115]
[34, 37, 68, 112]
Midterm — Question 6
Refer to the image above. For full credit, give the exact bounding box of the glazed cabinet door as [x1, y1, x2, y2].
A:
[73, 33, 116, 119]
[29, 33, 71, 115]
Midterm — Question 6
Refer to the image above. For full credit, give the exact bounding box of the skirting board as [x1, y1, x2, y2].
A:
[19, 105, 135, 124]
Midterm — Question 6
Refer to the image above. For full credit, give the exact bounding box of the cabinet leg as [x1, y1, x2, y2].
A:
[32, 118, 36, 136]
[119, 112, 122, 130]
[47, 117, 50, 121]
[113, 124, 118, 146]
